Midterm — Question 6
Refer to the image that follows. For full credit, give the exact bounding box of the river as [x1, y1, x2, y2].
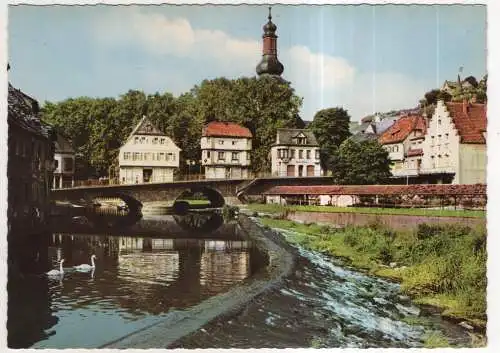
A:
[8, 211, 473, 348]
[171, 223, 472, 348]
[7, 212, 263, 349]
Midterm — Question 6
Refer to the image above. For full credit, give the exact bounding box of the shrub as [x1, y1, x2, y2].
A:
[344, 233, 358, 247]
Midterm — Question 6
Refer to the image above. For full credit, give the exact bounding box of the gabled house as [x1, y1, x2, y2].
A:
[118, 116, 181, 184]
[378, 115, 427, 177]
[270, 128, 321, 177]
[421, 100, 486, 184]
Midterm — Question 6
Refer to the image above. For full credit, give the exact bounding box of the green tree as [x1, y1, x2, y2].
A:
[421, 89, 452, 107]
[309, 107, 351, 170]
[191, 76, 303, 172]
[332, 139, 392, 185]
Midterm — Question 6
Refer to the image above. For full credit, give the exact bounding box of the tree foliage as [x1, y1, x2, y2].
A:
[41, 76, 303, 178]
[309, 107, 351, 170]
[331, 139, 392, 185]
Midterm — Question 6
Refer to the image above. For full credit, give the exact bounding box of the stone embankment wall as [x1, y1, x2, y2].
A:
[286, 211, 485, 231]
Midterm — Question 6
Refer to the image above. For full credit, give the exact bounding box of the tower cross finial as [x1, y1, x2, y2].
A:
[268, 6, 272, 21]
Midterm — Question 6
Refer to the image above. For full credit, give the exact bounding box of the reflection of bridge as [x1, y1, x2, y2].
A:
[51, 177, 334, 208]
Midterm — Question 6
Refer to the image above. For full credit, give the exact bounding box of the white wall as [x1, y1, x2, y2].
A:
[270, 146, 321, 176]
[201, 136, 251, 167]
[119, 166, 175, 184]
[384, 143, 405, 161]
[119, 134, 181, 169]
[205, 166, 249, 179]
[54, 152, 75, 175]
[458, 144, 486, 184]
[421, 101, 460, 180]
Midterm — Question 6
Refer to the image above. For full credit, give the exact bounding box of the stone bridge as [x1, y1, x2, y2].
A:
[51, 176, 335, 209]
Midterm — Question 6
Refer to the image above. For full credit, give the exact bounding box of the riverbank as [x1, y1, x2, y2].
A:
[258, 217, 487, 340]
[247, 203, 485, 218]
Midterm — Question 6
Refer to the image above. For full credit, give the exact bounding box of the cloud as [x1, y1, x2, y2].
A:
[94, 8, 427, 121]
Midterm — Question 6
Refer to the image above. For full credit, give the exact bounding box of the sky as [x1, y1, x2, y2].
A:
[7, 4, 487, 121]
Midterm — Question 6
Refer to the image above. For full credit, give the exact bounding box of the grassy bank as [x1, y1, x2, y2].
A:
[259, 217, 487, 331]
[247, 203, 485, 218]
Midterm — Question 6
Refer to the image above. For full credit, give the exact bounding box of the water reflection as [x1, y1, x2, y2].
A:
[8, 232, 263, 349]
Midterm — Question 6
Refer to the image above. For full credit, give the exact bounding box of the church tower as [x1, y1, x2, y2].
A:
[256, 7, 284, 77]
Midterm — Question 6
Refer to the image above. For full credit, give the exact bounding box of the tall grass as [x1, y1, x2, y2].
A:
[259, 218, 487, 328]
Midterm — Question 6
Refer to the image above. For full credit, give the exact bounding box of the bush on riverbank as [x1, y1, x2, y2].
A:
[259, 218, 487, 329]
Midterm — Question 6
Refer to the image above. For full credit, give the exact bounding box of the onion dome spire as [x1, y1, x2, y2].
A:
[256, 7, 284, 77]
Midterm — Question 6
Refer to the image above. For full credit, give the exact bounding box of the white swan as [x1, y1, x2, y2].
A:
[74, 254, 97, 272]
[47, 259, 65, 277]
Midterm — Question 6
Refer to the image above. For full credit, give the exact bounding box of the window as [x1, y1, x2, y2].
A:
[159, 153, 165, 160]
[133, 152, 140, 161]
[124, 152, 130, 160]
[54, 159, 59, 169]
[438, 119, 442, 126]
[167, 153, 173, 161]
[306, 150, 311, 159]
[279, 149, 289, 159]
[63, 158, 73, 172]
[134, 137, 139, 144]
[144, 152, 151, 161]
[445, 133, 449, 140]
[218, 152, 225, 160]
[153, 137, 158, 144]
[299, 150, 303, 159]
[207, 151, 211, 158]
[291, 149, 296, 159]
[315, 150, 320, 159]
[232, 140, 237, 145]
[247, 152, 250, 160]
[219, 140, 224, 145]
[296, 137, 307, 145]
[232, 152, 239, 160]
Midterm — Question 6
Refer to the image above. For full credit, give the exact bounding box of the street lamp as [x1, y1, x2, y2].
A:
[186, 159, 196, 180]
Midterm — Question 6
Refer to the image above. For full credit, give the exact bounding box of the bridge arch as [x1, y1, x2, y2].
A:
[90, 192, 143, 214]
[173, 186, 226, 209]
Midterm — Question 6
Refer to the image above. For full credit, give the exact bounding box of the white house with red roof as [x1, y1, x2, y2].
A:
[378, 114, 427, 178]
[421, 100, 487, 184]
[201, 121, 252, 179]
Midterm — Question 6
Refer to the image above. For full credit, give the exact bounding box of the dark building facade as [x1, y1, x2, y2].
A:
[7, 83, 55, 234]
[256, 7, 284, 77]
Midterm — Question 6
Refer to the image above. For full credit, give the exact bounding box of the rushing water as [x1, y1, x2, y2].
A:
[7, 215, 262, 349]
[172, 224, 471, 348]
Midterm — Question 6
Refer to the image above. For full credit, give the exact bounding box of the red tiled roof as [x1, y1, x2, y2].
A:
[202, 121, 252, 138]
[378, 115, 426, 145]
[445, 102, 487, 144]
[263, 184, 486, 196]
[406, 148, 423, 157]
